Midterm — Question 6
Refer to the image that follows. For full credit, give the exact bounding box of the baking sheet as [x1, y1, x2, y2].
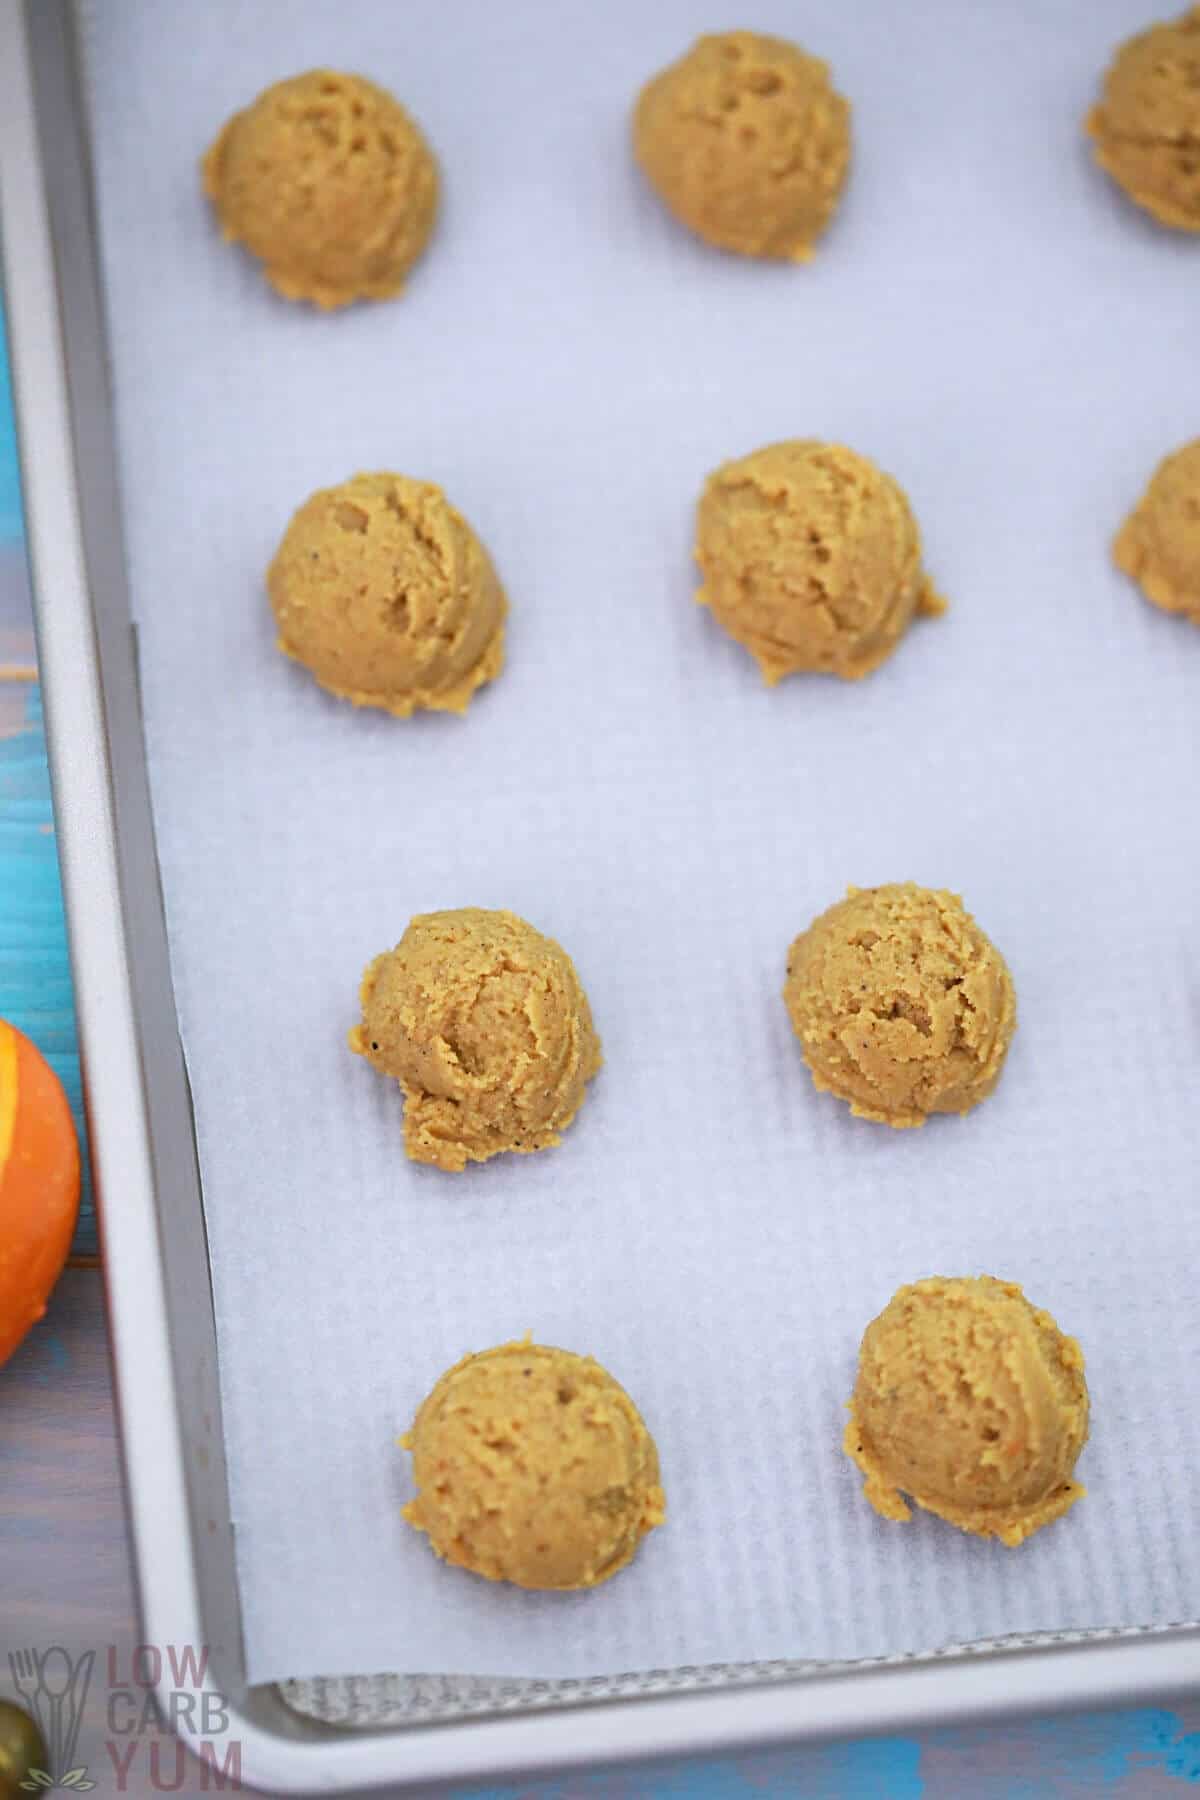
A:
[80, 0, 1200, 1683]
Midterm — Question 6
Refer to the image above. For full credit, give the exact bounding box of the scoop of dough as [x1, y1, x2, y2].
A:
[401, 1339, 665, 1589]
[695, 441, 944, 683]
[349, 909, 601, 1171]
[1087, 9, 1200, 231]
[1114, 438, 1200, 624]
[633, 31, 850, 261]
[784, 883, 1016, 1128]
[846, 1276, 1088, 1547]
[203, 69, 438, 307]
[267, 473, 506, 717]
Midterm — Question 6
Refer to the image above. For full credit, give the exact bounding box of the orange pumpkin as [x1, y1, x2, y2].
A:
[0, 1018, 80, 1368]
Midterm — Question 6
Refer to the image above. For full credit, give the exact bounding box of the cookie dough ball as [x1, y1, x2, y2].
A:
[633, 32, 850, 261]
[349, 909, 601, 1171]
[695, 441, 944, 683]
[846, 1277, 1089, 1547]
[267, 473, 506, 717]
[1113, 438, 1200, 624]
[401, 1339, 665, 1589]
[1087, 10, 1200, 232]
[203, 70, 438, 307]
[784, 884, 1016, 1128]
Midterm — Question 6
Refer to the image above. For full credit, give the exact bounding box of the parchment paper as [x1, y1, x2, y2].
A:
[81, 0, 1200, 1682]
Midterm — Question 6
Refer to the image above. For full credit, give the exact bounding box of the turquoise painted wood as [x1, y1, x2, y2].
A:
[3, 276, 1199, 1800]
[0, 681, 95, 1255]
[0, 293, 21, 539]
[0, 295, 94, 1251]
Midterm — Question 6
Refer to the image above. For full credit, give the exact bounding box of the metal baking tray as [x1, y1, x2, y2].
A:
[4, 0, 1200, 1790]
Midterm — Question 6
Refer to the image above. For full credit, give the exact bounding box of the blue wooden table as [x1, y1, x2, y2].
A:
[2, 311, 1199, 1797]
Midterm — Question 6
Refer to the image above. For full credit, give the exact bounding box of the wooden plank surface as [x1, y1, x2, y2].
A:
[1, 1270, 136, 1643]
[0, 669, 95, 1257]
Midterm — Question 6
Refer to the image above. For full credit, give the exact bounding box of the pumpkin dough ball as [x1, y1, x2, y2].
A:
[267, 473, 506, 717]
[1113, 438, 1200, 624]
[1087, 9, 1200, 232]
[846, 1277, 1089, 1547]
[203, 69, 438, 307]
[695, 441, 944, 683]
[349, 909, 601, 1171]
[633, 31, 850, 261]
[784, 884, 1016, 1128]
[401, 1339, 665, 1590]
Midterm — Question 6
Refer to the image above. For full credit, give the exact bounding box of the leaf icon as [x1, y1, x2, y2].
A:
[61, 1771, 93, 1788]
[20, 1772, 53, 1790]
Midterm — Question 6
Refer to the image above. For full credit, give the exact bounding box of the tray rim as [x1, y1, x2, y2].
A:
[4, 0, 1200, 1790]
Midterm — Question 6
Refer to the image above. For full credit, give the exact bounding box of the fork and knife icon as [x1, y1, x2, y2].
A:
[6, 1648, 95, 1790]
